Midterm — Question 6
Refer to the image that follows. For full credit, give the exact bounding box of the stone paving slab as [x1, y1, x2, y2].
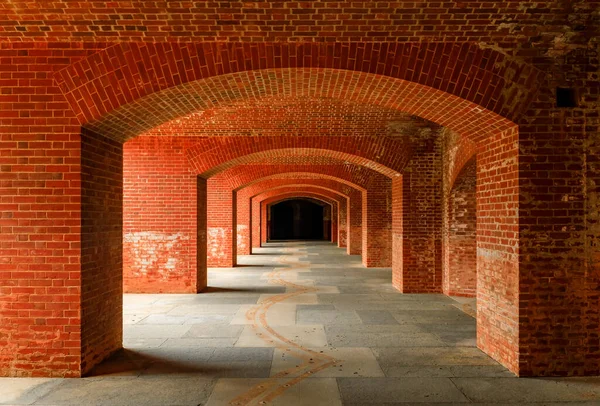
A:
[32, 377, 216, 406]
[337, 377, 470, 403]
[4, 242, 600, 405]
[325, 324, 444, 348]
[390, 309, 475, 324]
[231, 303, 298, 326]
[206, 377, 342, 406]
[0, 378, 64, 406]
[271, 347, 385, 378]
[124, 325, 192, 339]
[184, 324, 244, 338]
[236, 325, 328, 347]
[356, 310, 400, 325]
[452, 377, 600, 403]
[297, 308, 363, 325]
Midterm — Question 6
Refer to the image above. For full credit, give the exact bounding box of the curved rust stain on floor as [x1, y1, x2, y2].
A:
[229, 245, 340, 405]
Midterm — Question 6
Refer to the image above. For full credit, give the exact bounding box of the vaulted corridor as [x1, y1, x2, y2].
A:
[2, 243, 600, 405]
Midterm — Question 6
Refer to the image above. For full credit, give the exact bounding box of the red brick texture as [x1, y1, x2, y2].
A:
[476, 128, 520, 374]
[394, 128, 444, 293]
[516, 51, 600, 376]
[261, 203, 268, 245]
[251, 199, 261, 250]
[207, 174, 236, 268]
[2, 4, 598, 379]
[1, 2, 586, 44]
[444, 157, 477, 297]
[0, 44, 90, 378]
[54, 44, 530, 138]
[362, 179, 392, 267]
[337, 196, 348, 249]
[123, 137, 199, 293]
[80, 130, 123, 375]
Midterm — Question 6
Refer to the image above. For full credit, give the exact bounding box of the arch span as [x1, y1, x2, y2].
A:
[55, 43, 533, 142]
[188, 143, 406, 178]
[237, 179, 353, 255]
[258, 191, 339, 245]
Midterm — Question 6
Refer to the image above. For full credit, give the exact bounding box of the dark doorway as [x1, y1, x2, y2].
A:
[270, 199, 325, 240]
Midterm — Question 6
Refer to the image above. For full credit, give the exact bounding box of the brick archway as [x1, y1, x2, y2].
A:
[1, 2, 597, 382]
[54, 44, 533, 142]
[206, 162, 389, 268]
[251, 186, 347, 249]
[259, 192, 338, 245]
[236, 177, 357, 255]
[61, 46, 525, 378]
[188, 143, 405, 178]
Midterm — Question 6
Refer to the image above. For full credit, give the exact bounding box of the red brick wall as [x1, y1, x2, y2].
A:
[3, 2, 592, 52]
[323, 205, 339, 243]
[261, 203, 268, 244]
[362, 177, 392, 267]
[337, 197, 348, 248]
[476, 128, 520, 375]
[445, 158, 477, 297]
[516, 47, 600, 376]
[347, 188, 363, 256]
[441, 130, 478, 298]
[235, 188, 252, 255]
[80, 130, 123, 375]
[396, 128, 444, 292]
[207, 175, 236, 267]
[252, 199, 261, 250]
[197, 178, 208, 290]
[3, 4, 598, 379]
[391, 177, 403, 290]
[0, 44, 90, 378]
[123, 137, 199, 293]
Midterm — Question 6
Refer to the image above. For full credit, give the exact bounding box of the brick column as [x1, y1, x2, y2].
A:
[252, 199, 261, 249]
[347, 189, 362, 256]
[236, 189, 252, 255]
[337, 197, 348, 248]
[261, 202, 269, 244]
[476, 128, 519, 375]
[323, 204, 331, 240]
[444, 158, 477, 297]
[123, 137, 200, 293]
[331, 203, 338, 243]
[207, 175, 236, 267]
[362, 176, 392, 267]
[393, 131, 443, 292]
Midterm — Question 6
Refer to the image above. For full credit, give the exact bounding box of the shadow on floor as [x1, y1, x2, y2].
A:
[86, 349, 211, 377]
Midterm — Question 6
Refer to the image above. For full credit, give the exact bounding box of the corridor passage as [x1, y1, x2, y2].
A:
[2, 242, 600, 405]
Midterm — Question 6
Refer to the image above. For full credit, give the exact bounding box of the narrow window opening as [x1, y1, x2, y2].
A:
[556, 87, 578, 108]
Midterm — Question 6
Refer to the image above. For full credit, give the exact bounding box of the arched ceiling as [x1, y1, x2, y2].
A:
[59, 67, 519, 143]
[144, 97, 441, 139]
[209, 158, 386, 191]
[239, 178, 354, 201]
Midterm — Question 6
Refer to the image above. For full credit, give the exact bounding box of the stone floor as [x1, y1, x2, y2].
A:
[2, 241, 600, 405]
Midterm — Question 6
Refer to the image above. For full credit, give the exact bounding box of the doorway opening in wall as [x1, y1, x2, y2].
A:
[269, 198, 328, 241]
